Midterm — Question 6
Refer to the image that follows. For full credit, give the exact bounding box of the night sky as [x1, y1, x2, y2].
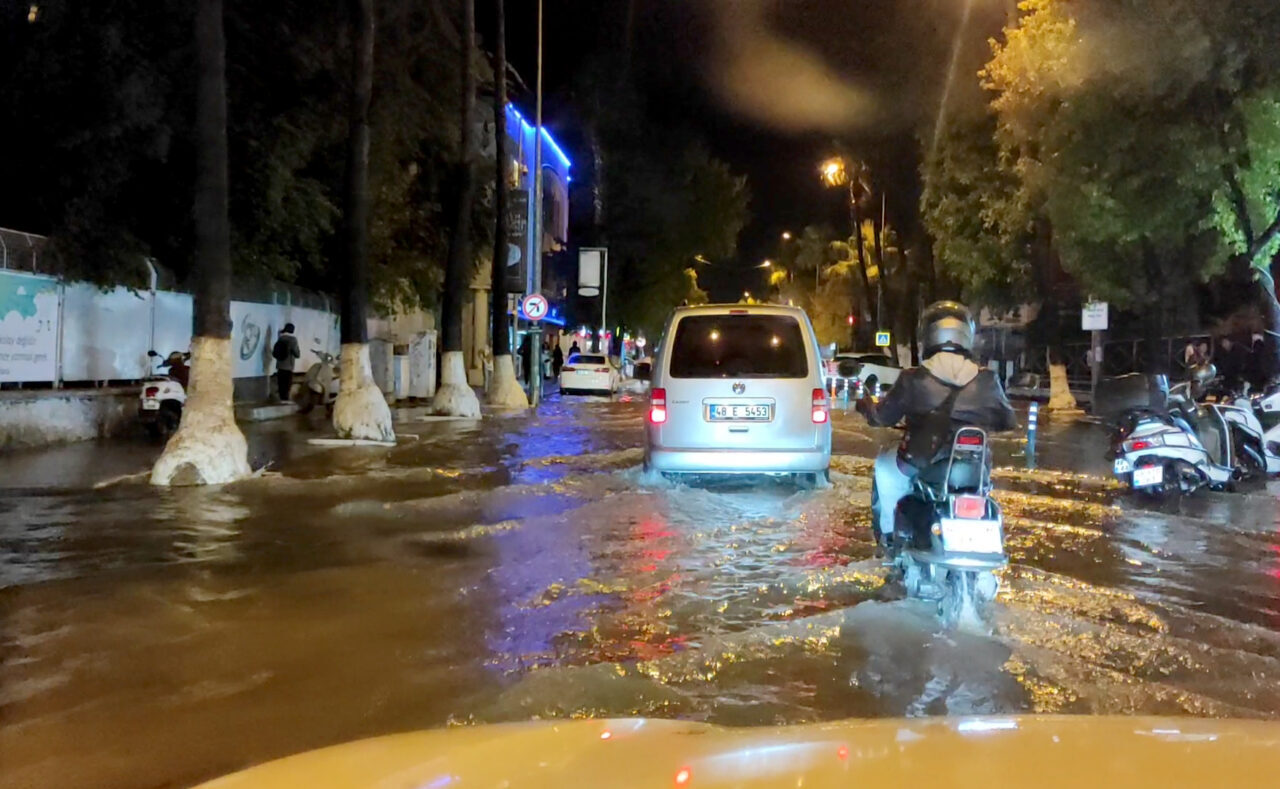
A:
[489, 0, 1011, 302]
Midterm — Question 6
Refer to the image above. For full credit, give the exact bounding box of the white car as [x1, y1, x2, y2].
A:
[560, 353, 618, 396]
[826, 352, 902, 395]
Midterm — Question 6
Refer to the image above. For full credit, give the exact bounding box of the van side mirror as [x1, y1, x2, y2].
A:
[147, 350, 159, 358]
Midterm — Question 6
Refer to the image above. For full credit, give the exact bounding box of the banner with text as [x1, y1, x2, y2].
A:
[0, 270, 59, 383]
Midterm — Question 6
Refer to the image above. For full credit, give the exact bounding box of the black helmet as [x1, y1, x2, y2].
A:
[919, 300, 975, 358]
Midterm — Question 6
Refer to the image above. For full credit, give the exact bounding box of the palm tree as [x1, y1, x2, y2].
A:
[332, 0, 395, 442]
[433, 0, 482, 417]
[151, 0, 251, 486]
[486, 0, 527, 407]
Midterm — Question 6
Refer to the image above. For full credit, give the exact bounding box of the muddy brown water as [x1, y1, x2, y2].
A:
[2, 398, 1279, 788]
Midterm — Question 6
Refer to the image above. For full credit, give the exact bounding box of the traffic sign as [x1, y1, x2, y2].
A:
[521, 293, 549, 321]
[875, 330, 892, 348]
[1082, 301, 1108, 331]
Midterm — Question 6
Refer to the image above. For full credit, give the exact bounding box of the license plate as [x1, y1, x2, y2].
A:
[708, 403, 771, 421]
[142, 399, 160, 410]
[1113, 458, 1132, 474]
[1132, 465, 1164, 487]
[939, 518, 1003, 554]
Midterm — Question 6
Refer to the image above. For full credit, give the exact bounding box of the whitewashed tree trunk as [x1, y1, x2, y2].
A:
[487, 354, 528, 407]
[332, 343, 395, 441]
[433, 350, 482, 416]
[1047, 362, 1078, 411]
[151, 336, 252, 486]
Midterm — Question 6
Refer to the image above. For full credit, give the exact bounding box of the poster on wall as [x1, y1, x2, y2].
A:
[505, 189, 530, 293]
[0, 271, 59, 383]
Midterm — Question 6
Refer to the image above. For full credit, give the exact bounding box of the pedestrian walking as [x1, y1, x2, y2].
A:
[569, 340, 580, 357]
[552, 343, 564, 377]
[272, 323, 301, 402]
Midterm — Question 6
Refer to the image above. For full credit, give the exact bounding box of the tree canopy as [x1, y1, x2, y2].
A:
[923, 0, 1280, 332]
[0, 0, 486, 311]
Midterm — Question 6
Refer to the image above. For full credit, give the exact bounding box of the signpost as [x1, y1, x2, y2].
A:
[579, 247, 609, 353]
[520, 293, 549, 322]
[1082, 301, 1108, 407]
[875, 330, 891, 348]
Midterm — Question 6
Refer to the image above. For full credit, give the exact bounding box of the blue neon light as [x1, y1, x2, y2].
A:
[505, 105, 571, 172]
[540, 128, 572, 170]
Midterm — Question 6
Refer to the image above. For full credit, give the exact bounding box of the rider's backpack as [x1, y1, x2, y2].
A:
[272, 337, 290, 361]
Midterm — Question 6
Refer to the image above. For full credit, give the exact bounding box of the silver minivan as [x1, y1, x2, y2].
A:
[644, 304, 832, 481]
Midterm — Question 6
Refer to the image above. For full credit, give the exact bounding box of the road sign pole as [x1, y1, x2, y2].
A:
[529, 0, 544, 407]
[601, 250, 608, 356]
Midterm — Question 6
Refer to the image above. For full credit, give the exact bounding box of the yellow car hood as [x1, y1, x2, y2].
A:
[197, 716, 1280, 788]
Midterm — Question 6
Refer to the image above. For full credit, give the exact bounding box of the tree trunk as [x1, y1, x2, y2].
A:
[1140, 241, 1170, 376]
[433, 0, 481, 416]
[849, 190, 873, 348]
[151, 0, 250, 486]
[333, 0, 395, 442]
[486, 0, 526, 407]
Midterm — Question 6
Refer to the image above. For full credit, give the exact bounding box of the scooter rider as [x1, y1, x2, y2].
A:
[857, 301, 1018, 549]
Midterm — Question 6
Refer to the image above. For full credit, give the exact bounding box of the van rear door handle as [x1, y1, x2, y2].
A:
[729, 427, 749, 433]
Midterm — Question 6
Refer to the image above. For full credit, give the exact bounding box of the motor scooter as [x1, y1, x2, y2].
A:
[1104, 374, 1268, 495]
[299, 349, 339, 415]
[139, 350, 188, 439]
[890, 426, 1006, 629]
[1229, 385, 1280, 472]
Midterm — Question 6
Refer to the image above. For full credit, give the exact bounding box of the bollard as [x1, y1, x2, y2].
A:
[1026, 401, 1039, 469]
[872, 380, 882, 399]
[842, 378, 850, 410]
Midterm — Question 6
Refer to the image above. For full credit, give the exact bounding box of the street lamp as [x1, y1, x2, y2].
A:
[820, 157, 848, 188]
[781, 231, 792, 241]
[758, 259, 772, 268]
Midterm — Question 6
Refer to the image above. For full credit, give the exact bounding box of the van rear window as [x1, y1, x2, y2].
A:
[668, 315, 808, 378]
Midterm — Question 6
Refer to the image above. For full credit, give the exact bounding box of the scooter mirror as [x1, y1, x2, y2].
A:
[147, 350, 159, 357]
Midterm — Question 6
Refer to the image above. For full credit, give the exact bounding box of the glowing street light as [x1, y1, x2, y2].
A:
[820, 157, 848, 188]
[758, 259, 773, 268]
[781, 231, 793, 241]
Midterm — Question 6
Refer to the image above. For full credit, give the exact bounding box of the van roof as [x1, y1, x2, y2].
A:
[671, 303, 809, 317]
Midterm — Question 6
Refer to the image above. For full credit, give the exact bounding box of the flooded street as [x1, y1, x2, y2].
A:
[3, 398, 1280, 789]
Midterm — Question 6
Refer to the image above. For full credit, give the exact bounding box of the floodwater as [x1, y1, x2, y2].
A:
[2, 397, 1279, 788]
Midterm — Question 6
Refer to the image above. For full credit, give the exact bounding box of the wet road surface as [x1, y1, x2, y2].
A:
[2, 396, 1280, 788]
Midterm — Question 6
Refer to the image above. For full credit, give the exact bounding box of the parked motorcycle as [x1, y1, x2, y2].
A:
[139, 350, 188, 439]
[299, 349, 339, 415]
[1103, 372, 1268, 495]
[1229, 385, 1280, 472]
[890, 425, 1006, 629]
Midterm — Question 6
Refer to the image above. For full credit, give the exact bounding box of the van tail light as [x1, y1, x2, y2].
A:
[562, 365, 576, 373]
[649, 388, 667, 424]
[811, 388, 829, 424]
[954, 495, 987, 519]
[594, 367, 611, 373]
[145, 386, 159, 397]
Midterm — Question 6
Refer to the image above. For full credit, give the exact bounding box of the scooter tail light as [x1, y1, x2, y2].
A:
[144, 386, 159, 397]
[954, 495, 987, 519]
[956, 433, 984, 446]
[811, 388, 829, 424]
[1124, 434, 1164, 452]
[649, 388, 667, 424]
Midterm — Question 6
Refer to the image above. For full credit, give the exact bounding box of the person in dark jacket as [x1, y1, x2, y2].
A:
[272, 323, 301, 402]
[858, 301, 1017, 546]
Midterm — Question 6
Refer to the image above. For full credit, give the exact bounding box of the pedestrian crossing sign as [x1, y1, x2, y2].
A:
[875, 331, 891, 348]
